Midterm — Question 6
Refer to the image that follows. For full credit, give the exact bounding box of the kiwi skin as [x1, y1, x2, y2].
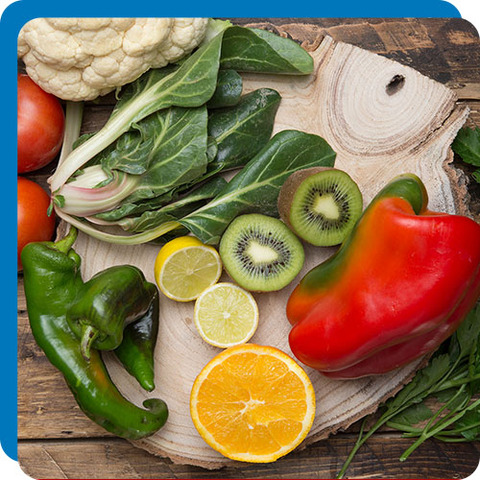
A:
[278, 167, 363, 247]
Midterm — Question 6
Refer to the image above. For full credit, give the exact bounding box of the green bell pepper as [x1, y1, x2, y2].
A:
[67, 264, 157, 360]
[114, 292, 159, 392]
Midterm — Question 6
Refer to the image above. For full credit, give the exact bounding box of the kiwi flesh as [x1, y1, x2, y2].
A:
[278, 167, 363, 246]
[219, 214, 305, 292]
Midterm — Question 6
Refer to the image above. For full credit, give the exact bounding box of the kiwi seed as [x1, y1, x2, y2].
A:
[219, 214, 305, 292]
[278, 167, 363, 246]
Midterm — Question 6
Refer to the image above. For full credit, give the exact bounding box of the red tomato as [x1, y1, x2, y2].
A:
[18, 177, 56, 270]
[17, 74, 65, 173]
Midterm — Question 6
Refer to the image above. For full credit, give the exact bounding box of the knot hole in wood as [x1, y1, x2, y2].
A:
[386, 74, 406, 96]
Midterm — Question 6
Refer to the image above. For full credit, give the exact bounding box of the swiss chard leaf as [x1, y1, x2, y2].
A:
[93, 190, 178, 223]
[87, 105, 208, 209]
[110, 30, 226, 125]
[220, 26, 314, 75]
[180, 130, 336, 245]
[113, 106, 208, 203]
[207, 88, 281, 173]
[207, 69, 243, 109]
[119, 177, 228, 233]
[452, 127, 480, 168]
[49, 25, 228, 192]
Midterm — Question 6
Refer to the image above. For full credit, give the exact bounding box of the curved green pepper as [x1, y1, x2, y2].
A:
[21, 227, 168, 439]
[67, 264, 157, 360]
[114, 291, 159, 392]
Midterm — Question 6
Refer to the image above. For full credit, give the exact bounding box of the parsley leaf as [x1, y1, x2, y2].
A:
[452, 127, 480, 167]
[452, 127, 480, 183]
[337, 303, 480, 478]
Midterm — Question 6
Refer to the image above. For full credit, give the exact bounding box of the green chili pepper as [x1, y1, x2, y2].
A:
[21, 227, 168, 440]
[67, 264, 158, 360]
[115, 292, 159, 392]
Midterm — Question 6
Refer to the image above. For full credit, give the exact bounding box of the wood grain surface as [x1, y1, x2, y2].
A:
[17, 17, 480, 479]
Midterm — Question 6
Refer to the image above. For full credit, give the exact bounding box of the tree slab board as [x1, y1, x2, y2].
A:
[62, 33, 470, 468]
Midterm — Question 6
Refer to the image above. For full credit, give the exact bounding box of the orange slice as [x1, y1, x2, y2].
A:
[190, 344, 316, 463]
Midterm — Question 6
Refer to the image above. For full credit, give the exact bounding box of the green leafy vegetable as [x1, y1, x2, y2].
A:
[118, 177, 228, 233]
[51, 20, 320, 245]
[207, 69, 243, 109]
[337, 302, 480, 478]
[180, 129, 336, 245]
[452, 126, 480, 183]
[59, 130, 336, 245]
[57, 106, 208, 216]
[220, 26, 314, 75]
[207, 88, 281, 174]
[49, 22, 228, 193]
[62, 87, 281, 224]
[103, 106, 208, 203]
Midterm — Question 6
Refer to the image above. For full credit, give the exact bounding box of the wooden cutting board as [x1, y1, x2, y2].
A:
[67, 34, 470, 468]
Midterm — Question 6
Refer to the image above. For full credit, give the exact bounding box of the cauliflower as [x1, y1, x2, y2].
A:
[18, 18, 209, 101]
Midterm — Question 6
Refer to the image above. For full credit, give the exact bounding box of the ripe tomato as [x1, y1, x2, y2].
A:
[18, 177, 56, 270]
[18, 74, 65, 173]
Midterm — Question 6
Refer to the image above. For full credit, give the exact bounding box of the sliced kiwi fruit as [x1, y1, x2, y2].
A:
[278, 167, 363, 246]
[219, 214, 305, 292]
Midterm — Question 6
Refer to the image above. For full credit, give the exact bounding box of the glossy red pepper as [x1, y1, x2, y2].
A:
[287, 174, 480, 378]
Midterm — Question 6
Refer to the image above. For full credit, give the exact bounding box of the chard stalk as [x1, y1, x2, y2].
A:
[49, 86, 172, 192]
[55, 165, 139, 216]
[53, 207, 182, 245]
[58, 101, 84, 166]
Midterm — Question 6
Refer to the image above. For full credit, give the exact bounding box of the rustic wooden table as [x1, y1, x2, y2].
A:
[17, 18, 480, 479]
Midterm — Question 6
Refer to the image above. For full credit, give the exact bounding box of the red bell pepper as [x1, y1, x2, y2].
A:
[287, 174, 480, 378]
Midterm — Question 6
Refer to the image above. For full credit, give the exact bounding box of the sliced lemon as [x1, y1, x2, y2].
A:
[194, 282, 259, 348]
[190, 343, 316, 463]
[154, 236, 222, 302]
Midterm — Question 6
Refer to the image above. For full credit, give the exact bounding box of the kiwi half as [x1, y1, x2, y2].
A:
[219, 214, 305, 292]
[278, 167, 363, 246]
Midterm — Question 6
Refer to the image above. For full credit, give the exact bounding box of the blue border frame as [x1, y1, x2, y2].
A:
[1, 0, 462, 465]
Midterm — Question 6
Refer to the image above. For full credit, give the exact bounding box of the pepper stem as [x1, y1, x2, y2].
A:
[81, 325, 99, 361]
[54, 227, 78, 254]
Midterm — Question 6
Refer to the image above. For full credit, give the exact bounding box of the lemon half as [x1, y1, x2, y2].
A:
[154, 236, 222, 302]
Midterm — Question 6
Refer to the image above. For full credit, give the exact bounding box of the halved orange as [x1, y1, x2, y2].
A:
[190, 344, 316, 463]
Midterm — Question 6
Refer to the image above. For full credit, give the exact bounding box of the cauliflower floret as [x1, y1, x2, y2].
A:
[18, 18, 209, 101]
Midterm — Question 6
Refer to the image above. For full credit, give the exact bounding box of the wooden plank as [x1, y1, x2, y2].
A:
[17, 435, 480, 479]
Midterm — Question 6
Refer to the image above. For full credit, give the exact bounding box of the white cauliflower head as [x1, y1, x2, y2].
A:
[18, 18, 209, 101]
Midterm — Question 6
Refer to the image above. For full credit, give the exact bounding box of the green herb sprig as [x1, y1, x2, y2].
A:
[337, 302, 480, 479]
[452, 126, 480, 183]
